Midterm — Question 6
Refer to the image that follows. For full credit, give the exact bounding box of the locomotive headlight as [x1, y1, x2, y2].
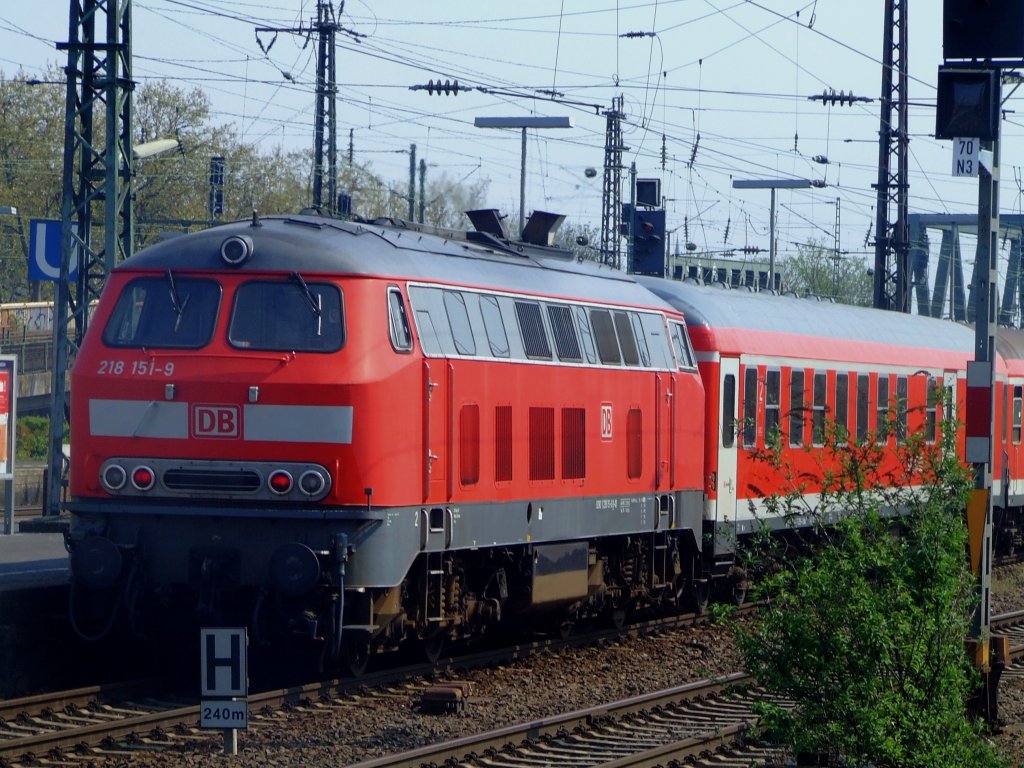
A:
[269, 470, 293, 494]
[100, 463, 127, 492]
[298, 469, 327, 496]
[220, 234, 254, 266]
[131, 465, 156, 491]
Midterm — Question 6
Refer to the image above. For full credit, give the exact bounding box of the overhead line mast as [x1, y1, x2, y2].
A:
[872, 0, 910, 312]
[257, 1, 360, 215]
[47, 0, 135, 517]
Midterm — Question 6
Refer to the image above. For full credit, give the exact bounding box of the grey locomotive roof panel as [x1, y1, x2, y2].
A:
[121, 215, 672, 311]
[637, 277, 976, 354]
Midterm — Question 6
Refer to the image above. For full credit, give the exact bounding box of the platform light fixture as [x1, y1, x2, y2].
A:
[474, 116, 573, 235]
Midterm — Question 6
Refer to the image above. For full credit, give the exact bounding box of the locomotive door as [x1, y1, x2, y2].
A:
[423, 359, 451, 502]
[655, 373, 673, 490]
[717, 358, 740, 520]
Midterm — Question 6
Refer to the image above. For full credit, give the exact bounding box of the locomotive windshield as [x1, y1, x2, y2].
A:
[103, 275, 221, 348]
[228, 277, 344, 352]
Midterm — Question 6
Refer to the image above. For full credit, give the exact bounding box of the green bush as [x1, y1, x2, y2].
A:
[729, 414, 1005, 767]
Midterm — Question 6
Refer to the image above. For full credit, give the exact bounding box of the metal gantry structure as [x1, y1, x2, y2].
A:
[872, 0, 911, 312]
[599, 95, 626, 269]
[47, 0, 135, 516]
[258, 0, 341, 214]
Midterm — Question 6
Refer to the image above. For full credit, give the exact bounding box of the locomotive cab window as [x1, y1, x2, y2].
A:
[229, 277, 343, 352]
[387, 287, 413, 352]
[103, 274, 221, 349]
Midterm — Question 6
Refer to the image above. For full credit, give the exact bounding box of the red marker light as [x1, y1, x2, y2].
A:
[131, 466, 155, 491]
[269, 470, 293, 494]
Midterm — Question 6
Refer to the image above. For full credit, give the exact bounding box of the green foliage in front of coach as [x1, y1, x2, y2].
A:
[722, 403, 1005, 767]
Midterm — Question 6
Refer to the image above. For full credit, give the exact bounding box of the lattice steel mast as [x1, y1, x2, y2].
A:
[600, 96, 626, 269]
[872, 0, 910, 311]
[47, 0, 134, 516]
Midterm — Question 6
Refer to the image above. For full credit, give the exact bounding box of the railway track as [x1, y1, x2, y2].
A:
[348, 672, 788, 768]
[1, 606, 1021, 766]
[0, 608, 735, 765]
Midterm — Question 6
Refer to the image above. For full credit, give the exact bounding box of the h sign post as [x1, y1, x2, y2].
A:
[200, 627, 248, 754]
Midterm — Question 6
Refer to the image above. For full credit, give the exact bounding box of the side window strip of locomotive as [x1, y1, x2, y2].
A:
[387, 286, 413, 352]
[572, 305, 598, 364]
[613, 311, 641, 366]
[514, 300, 552, 360]
[628, 312, 651, 367]
[589, 309, 621, 365]
[229, 279, 343, 352]
[479, 294, 510, 358]
[546, 303, 582, 362]
[442, 290, 476, 356]
[103, 275, 221, 349]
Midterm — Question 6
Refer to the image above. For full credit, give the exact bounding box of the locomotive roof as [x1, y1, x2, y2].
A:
[119, 214, 673, 311]
[637, 277, 977, 358]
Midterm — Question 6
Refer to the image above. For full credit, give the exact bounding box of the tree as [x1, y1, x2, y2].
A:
[726, 415, 1004, 767]
[780, 239, 872, 306]
[0, 69, 66, 302]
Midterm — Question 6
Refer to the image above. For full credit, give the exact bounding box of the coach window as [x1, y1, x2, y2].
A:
[387, 287, 413, 352]
[1014, 385, 1023, 444]
[742, 367, 758, 449]
[443, 291, 476, 356]
[926, 377, 940, 443]
[547, 304, 582, 362]
[105, 275, 221, 349]
[812, 371, 827, 446]
[856, 374, 870, 442]
[613, 311, 641, 366]
[789, 370, 805, 447]
[515, 300, 552, 360]
[877, 375, 890, 442]
[765, 369, 781, 440]
[895, 375, 908, 444]
[229, 278, 343, 352]
[835, 373, 849, 440]
[572, 305, 598, 364]
[479, 295, 510, 358]
[722, 373, 736, 448]
[590, 309, 621, 364]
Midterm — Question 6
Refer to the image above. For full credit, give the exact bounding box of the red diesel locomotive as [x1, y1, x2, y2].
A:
[66, 206, 1024, 668]
[67, 210, 706, 667]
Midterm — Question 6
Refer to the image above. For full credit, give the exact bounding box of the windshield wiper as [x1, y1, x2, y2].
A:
[289, 271, 322, 317]
[166, 268, 190, 333]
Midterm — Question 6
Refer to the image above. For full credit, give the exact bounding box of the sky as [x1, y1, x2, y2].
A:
[0, 1, 1018, 301]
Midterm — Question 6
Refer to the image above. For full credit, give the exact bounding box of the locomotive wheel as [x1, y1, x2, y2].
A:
[342, 636, 371, 677]
[557, 620, 574, 639]
[609, 606, 628, 630]
[689, 580, 710, 615]
[420, 630, 447, 664]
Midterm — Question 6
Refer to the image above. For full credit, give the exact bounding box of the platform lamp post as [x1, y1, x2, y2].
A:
[732, 178, 823, 290]
[474, 116, 573, 236]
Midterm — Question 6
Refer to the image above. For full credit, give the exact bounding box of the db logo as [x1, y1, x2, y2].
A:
[192, 404, 240, 438]
[600, 403, 613, 440]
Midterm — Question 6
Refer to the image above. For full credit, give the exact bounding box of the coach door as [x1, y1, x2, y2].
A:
[717, 358, 740, 519]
